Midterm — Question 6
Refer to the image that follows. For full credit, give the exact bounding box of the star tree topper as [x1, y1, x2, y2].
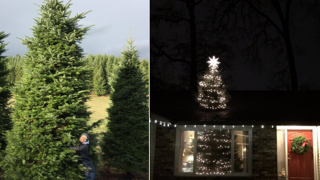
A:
[208, 56, 220, 69]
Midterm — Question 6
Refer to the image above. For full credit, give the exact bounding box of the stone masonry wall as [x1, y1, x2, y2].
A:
[252, 126, 278, 180]
[153, 125, 176, 180]
[153, 125, 278, 180]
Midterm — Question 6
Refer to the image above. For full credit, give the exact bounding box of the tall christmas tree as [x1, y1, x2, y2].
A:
[0, 31, 12, 152]
[0, 1, 97, 179]
[197, 56, 229, 110]
[101, 36, 148, 179]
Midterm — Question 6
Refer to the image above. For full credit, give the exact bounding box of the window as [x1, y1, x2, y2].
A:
[174, 125, 252, 176]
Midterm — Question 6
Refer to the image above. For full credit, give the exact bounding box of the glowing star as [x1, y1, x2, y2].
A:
[208, 56, 220, 68]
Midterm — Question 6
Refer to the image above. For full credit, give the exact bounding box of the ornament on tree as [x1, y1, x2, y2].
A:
[197, 56, 229, 110]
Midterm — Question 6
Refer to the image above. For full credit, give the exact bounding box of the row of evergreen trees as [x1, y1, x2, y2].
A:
[4, 54, 149, 96]
[0, 0, 148, 179]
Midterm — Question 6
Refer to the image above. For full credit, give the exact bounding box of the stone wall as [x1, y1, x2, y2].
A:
[153, 125, 176, 180]
[252, 126, 278, 180]
[153, 125, 278, 180]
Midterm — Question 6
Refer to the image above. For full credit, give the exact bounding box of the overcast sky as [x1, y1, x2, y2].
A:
[0, 0, 149, 60]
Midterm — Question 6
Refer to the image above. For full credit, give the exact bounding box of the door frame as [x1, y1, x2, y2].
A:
[277, 126, 318, 180]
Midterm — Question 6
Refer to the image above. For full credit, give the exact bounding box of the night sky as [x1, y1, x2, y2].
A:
[150, 0, 320, 91]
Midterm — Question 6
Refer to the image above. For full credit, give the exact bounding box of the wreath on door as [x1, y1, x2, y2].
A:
[291, 135, 310, 154]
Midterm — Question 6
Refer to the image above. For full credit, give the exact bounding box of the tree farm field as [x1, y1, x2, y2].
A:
[3, 94, 148, 180]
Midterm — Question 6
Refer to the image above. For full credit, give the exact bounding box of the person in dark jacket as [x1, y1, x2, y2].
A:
[69, 132, 95, 180]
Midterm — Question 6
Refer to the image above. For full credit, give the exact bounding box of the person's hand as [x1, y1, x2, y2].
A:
[80, 135, 87, 143]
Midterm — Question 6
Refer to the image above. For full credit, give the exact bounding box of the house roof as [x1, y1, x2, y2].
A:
[150, 90, 320, 125]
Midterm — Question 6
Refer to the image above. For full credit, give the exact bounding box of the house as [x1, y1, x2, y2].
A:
[150, 90, 320, 180]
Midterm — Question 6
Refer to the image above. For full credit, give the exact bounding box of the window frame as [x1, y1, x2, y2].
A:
[174, 125, 252, 177]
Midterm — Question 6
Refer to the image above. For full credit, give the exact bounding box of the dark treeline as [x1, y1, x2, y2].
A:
[5, 54, 149, 96]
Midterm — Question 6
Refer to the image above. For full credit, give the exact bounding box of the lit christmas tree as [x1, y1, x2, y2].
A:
[196, 129, 243, 175]
[197, 56, 229, 110]
[196, 129, 232, 175]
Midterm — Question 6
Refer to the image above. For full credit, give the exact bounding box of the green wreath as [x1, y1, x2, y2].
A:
[291, 135, 310, 154]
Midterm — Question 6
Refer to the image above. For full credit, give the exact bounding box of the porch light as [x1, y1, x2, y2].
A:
[204, 124, 206, 127]
[242, 125, 244, 127]
[194, 125, 197, 127]
[223, 125, 225, 128]
[213, 125, 215, 128]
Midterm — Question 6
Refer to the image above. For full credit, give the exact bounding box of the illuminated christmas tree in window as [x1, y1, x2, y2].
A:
[196, 129, 232, 175]
[196, 129, 243, 175]
[197, 56, 229, 110]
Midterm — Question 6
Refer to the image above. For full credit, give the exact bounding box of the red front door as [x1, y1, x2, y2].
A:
[287, 130, 314, 180]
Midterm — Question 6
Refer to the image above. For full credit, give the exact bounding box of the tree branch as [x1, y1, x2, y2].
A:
[244, 0, 284, 36]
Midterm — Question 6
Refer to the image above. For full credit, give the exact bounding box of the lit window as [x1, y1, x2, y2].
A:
[174, 126, 252, 176]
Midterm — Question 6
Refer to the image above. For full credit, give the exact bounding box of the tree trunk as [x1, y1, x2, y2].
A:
[283, 33, 298, 91]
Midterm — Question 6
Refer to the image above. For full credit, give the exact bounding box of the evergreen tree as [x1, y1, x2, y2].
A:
[101, 37, 148, 179]
[196, 56, 229, 110]
[6, 54, 24, 86]
[0, 1, 101, 179]
[0, 31, 12, 152]
[93, 65, 107, 96]
[139, 58, 149, 96]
